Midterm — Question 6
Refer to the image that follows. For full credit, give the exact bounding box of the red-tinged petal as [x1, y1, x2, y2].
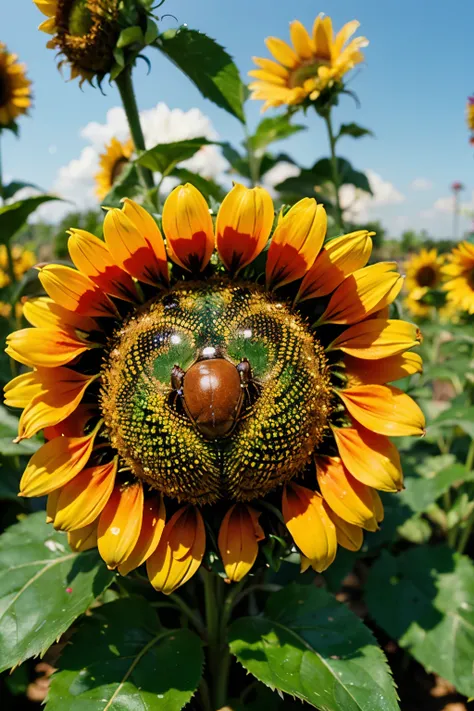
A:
[146, 506, 206, 595]
[216, 184, 274, 274]
[103, 207, 168, 287]
[20, 427, 98, 497]
[17, 369, 97, 440]
[345, 351, 423, 386]
[338, 384, 426, 437]
[98, 481, 144, 570]
[23, 297, 97, 333]
[4, 371, 42, 408]
[68, 229, 138, 302]
[266, 199, 327, 289]
[323, 503, 363, 551]
[44, 404, 98, 440]
[118, 495, 166, 575]
[121, 198, 169, 285]
[333, 424, 403, 492]
[54, 459, 117, 531]
[282, 483, 337, 572]
[327, 319, 422, 359]
[68, 520, 98, 552]
[6, 327, 94, 368]
[297, 230, 373, 302]
[162, 184, 215, 273]
[316, 456, 378, 531]
[218, 504, 264, 582]
[39, 264, 118, 318]
[318, 263, 403, 325]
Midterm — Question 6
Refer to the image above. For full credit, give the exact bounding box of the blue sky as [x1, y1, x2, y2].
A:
[2, 0, 474, 237]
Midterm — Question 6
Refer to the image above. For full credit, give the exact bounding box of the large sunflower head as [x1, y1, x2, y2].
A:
[95, 136, 134, 200]
[442, 241, 474, 315]
[0, 43, 32, 128]
[403, 248, 444, 318]
[33, 0, 155, 84]
[249, 15, 368, 111]
[5, 184, 425, 593]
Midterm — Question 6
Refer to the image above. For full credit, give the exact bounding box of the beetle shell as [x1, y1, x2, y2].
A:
[183, 358, 242, 439]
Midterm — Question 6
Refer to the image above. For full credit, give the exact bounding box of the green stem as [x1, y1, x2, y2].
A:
[323, 111, 344, 231]
[465, 439, 474, 472]
[243, 123, 259, 188]
[152, 598, 205, 637]
[457, 511, 474, 554]
[200, 570, 231, 709]
[114, 67, 154, 192]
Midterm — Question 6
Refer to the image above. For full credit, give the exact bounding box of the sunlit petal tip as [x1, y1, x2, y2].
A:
[316, 456, 379, 531]
[327, 319, 422, 359]
[120, 198, 169, 285]
[6, 327, 94, 369]
[162, 184, 214, 273]
[218, 503, 264, 582]
[22, 297, 97, 334]
[344, 351, 423, 387]
[38, 264, 118, 318]
[68, 520, 99, 552]
[266, 199, 327, 289]
[282, 483, 337, 572]
[146, 506, 205, 595]
[98, 481, 144, 570]
[216, 183, 274, 274]
[118, 495, 166, 576]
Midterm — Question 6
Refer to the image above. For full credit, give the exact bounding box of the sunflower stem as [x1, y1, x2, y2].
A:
[114, 68, 155, 195]
[323, 110, 344, 232]
[201, 569, 231, 708]
[243, 122, 259, 188]
[0, 132, 17, 287]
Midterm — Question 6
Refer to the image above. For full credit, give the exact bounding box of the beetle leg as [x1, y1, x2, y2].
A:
[237, 357, 252, 387]
[171, 364, 185, 394]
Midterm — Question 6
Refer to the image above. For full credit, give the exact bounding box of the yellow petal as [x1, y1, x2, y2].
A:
[345, 351, 423, 386]
[4, 371, 42, 408]
[146, 506, 206, 595]
[333, 424, 403, 492]
[338, 384, 426, 437]
[23, 297, 97, 333]
[324, 503, 363, 551]
[327, 319, 422, 359]
[6, 327, 93, 368]
[39, 264, 117, 318]
[290, 20, 314, 59]
[218, 504, 264, 582]
[282, 483, 337, 572]
[54, 459, 117, 531]
[68, 520, 98, 552]
[265, 37, 299, 68]
[216, 183, 274, 274]
[122, 198, 169, 285]
[297, 230, 373, 301]
[118, 495, 166, 576]
[316, 456, 378, 531]
[266, 199, 327, 289]
[98, 481, 144, 570]
[162, 184, 214, 273]
[313, 16, 333, 60]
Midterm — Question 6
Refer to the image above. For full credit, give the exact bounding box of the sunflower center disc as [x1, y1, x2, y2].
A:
[417, 265, 437, 288]
[100, 279, 332, 505]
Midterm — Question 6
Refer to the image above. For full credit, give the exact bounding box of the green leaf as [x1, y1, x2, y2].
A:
[229, 582, 399, 711]
[365, 546, 474, 698]
[144, 17, 159, 45]
[2, 180, 42, 200]
[0, 405, 41, 456]
[136, 137, 214, 175]
[400, 462, 473, 513]
[116, 25, 144, 48]
[46, 597, 204, 710]
[337, 123, 373, 140]
[0, 512, 114, 672]
[101, 161, 142, 206]
[249, 115, 306, 154]
[156, 28, 245, 122]
[0, 195, 60, 246]
[0, 461, 22, 501]
[428, 404, 474, 439]
[171, 168, 224, 201]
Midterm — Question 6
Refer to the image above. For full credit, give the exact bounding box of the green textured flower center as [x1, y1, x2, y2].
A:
[100, 279, 332, 505]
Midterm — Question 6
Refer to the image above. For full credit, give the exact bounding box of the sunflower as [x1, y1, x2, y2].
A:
[4, 184, 424, 594]
[0, 43, 31, 127]
[249, 15, 368, 110]
[95, 137, 134, 200]
[403, 248, 444, 318]
[33, 0, 120, 83]
[0, 245, 36, 318]
[442, 241, 474, 314]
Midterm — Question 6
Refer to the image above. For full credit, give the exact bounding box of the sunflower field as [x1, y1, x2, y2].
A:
[0, 2, 473, 710]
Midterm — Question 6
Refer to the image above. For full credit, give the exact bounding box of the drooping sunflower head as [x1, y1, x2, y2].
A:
[5, 184, 425, 593]
[442, 241, 474, 315]
[33, 0, 155, 84]
[95, 136, 134, 200]
[0, 43, 32, 128]
[403, 248, 444, 318]
[249, 15, 368, 110]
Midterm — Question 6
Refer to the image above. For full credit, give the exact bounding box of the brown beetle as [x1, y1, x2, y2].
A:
[171, 355, 252, 439]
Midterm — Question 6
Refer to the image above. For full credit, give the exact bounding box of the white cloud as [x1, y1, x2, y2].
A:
[262, 161, 300, 197]
[340, 169, 405, 223]
[36, 103, 228, 222]
[411, 177, 433, 191]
